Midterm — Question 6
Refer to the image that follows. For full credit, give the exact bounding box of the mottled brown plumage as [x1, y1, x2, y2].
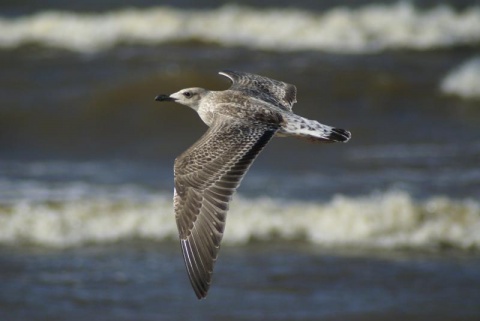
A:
[155, 70, 351, 299]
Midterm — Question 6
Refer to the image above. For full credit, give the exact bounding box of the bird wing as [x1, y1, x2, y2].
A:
[174, 117, 277, 299]
[219, 70, 297, 112]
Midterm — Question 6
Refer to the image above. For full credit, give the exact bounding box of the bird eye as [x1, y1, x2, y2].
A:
[183, 91, 192, 98]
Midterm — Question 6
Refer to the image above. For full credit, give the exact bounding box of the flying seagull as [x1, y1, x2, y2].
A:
[155, 70, 351, 299]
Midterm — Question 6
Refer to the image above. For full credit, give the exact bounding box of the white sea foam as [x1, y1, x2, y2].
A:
[440, 56, 480, 100]
[0, 2, 479, 53]
[0, 191, 478, 250]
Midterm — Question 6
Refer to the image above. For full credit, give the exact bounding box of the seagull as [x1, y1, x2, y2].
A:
[155, 70, 351, 299]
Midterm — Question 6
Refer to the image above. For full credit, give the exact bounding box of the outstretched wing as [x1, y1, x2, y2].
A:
[219, 70, 297, 112]
[174, 117, 277, 299]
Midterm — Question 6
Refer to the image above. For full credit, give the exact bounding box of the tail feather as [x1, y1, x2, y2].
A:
[279, 115, 351, 143]
[327, 127, 351, 143]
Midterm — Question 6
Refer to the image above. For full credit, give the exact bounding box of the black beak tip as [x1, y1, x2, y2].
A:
[155, 94, 174, 102]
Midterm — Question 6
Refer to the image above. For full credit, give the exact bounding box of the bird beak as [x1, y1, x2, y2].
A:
[155, 94, 176, 102]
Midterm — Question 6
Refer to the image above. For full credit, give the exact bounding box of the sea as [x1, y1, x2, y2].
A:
[1, 0, 480, 320]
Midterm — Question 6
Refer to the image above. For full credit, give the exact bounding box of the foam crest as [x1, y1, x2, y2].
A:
[227, 192, 480, 250]
[0, 2, 479, 53]
[0, 197, 177, 247]
[0, 191, 478, 250]
[440, 56, 480, 100]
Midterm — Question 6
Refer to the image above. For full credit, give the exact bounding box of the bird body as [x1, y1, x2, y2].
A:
[155, 70, 351, 299]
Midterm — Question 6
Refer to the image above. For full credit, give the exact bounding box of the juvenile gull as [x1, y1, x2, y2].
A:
[155, 70, 351, 299]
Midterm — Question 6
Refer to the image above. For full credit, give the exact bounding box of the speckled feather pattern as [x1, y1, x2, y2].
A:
[159, 70, 351, 299]
[174, 120, 276, 298]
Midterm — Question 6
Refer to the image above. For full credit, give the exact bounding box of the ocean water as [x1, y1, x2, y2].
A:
[1, 0, 480, 320]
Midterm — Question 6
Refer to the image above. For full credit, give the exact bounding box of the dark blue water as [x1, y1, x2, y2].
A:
[1, 243, 480, 321]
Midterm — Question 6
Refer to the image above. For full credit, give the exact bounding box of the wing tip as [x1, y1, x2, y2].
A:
[191, 281, 208, 299]
[218, 69, 236, 82]
[180, 239, 213, 300]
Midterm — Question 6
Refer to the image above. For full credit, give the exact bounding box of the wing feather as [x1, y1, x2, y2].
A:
[219, 70, 297, 112]
[174, 118, 277, 299]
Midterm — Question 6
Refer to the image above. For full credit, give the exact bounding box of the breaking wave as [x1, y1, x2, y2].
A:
[1, 190, 479, 250]
[1, 2, 480, 53]
[440, 56, 480, 100]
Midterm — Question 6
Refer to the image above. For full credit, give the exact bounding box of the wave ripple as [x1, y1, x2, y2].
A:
[1, 191, 478, 250]
[1, 2, 480, 53]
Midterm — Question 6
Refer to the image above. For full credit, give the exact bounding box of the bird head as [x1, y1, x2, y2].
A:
[155, 87, 209, 111]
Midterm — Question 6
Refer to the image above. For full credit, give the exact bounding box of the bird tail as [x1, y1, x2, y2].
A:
[278, 115, 351, 143]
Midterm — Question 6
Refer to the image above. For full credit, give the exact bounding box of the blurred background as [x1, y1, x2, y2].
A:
[1, 0, 480, 320]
